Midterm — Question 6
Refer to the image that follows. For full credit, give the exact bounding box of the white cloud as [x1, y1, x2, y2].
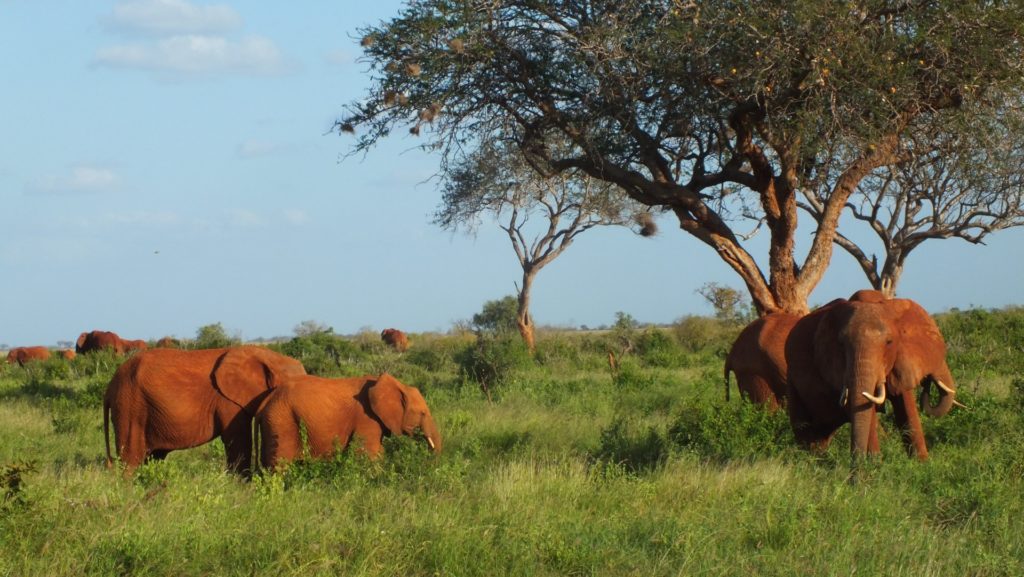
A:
[108, 0, 242, 35]
[283, 209, 309, 225]
[95, 34, 287, 76]
[27, 166, 119, 195]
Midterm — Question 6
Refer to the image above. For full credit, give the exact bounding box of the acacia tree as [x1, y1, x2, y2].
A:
[436, 138, 650, 351]
[803, 117, 1024, 295]
[340, 1, 1024, 315]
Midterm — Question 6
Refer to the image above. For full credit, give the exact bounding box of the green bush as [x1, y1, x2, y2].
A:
[273, 332, 362, 375]
[455, 334, 533, 394]
[668, 401, 792, 462]
[671, 315, 738, 353]
[590, 418, 670, 474]
[193, 323, 240, 349]
[636, 328, 685, 368]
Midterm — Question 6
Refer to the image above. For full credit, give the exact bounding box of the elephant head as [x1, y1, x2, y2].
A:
[367, 373, 442, 454]
[786, 292, 959, 464]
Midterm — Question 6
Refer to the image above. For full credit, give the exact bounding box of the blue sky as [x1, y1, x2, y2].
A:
[2, 1, 1022, 347]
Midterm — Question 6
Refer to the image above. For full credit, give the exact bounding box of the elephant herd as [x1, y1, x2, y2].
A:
[5, 329, 151, 366]
[103, 346, 441, 475]
[725, 289, 960, 465]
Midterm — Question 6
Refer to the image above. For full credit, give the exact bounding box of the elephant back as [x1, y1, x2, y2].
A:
[212, 347, 307, 414]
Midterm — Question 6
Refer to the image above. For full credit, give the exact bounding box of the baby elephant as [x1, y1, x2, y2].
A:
[255, 373, 441, 470]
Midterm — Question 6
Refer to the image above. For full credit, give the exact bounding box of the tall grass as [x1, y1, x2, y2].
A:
[1, 309, 1022, 576]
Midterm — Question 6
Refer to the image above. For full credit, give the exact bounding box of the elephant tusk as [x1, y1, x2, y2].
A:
[862, 382, 886, 405]
[935, 379, 957, 395]
[839, 386, 849, 408]
[426, 436, 436, 451]
[953, 399, 969, 410]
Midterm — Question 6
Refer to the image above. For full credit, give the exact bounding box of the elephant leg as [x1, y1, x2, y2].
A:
[221, 415, 255, 476]
[146, 449, 170, 461]
[787, 391, 837, 451]
[892, 392, 929, 460]
[738, 374, 780, 410]
[111, 408, 148, 473]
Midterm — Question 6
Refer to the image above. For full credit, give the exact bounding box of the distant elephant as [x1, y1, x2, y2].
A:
[256, 373, 441, 470]
[123, 339, 148, 353]
[155, 336, 181, 349]
[60, 349, 76, 361]
[380, 328, 409, 352]
[76, 330, 126, 354]
[785, 292, 958, 463]
[103, 346, 306, 475]
[6, 346, 51, 365]
[724, 313, 800, 410]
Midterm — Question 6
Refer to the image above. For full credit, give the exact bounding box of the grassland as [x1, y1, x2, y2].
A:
[1, 308, 1023, 576]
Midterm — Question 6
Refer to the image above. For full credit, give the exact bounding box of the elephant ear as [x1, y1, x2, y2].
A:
[367, 373, 407, 435]
[212, 347, 305, 412]
[76, 332, 88, 350]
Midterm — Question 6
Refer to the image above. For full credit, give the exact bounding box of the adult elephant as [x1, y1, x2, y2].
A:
[123, 339, 148, 353]
[6, 346, 51, 365]
[103, 346, 306, 475]
[724, 312, 801, 410]
[76, 330, 126, 355]
[256, 373, 441, 470]
[380, 328, 409, 352]
[785, 292, 958, 464]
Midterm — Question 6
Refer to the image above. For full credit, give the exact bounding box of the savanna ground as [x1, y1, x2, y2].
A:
[1, 308, 1023, 577]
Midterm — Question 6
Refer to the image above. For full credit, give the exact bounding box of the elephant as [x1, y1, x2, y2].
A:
[724, 312, 801, 410]
[785, 292, 958, 464]
[255, 373, 441, 470]
[60, 349, 76, 361]
[155, 336, 181, 349]
[6, 346, 52, 365]
[103, 346, 307, 475]
[76, 330, 127, 354]
[123, 339, 148, 353]
[380, 328, 409, 352]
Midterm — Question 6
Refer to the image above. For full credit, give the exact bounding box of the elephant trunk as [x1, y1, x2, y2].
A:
[920, 378, 957, 418]
[847, 355, 885, 458]
[421, 414, 442, 455]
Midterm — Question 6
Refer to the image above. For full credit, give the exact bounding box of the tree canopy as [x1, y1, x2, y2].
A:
[340, 0, 1024, 314]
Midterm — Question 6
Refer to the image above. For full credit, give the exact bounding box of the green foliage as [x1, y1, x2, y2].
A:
[672, 315, 738, 354]
[668, 402, 793, 463]
[193, 323, 239, 349]
[471, 296, 519, 335]
[590, 418, 669, 474]
[274, 331, 362, 376]
[455, 334, 533, 394]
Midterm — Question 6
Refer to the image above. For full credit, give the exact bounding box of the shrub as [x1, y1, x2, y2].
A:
[672, 315, 738, 353]
[590, 418, 670, 474]
[194, 323, 240, 349]
[668, 401, 792, 462]
[636, 327, 684, 368]
[472, 295, 520, 335]
[455, 334, 533, 397]
[274, 331, 362, 375]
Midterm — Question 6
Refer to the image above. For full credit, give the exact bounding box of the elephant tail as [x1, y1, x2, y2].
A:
[103, 396, 113, 469]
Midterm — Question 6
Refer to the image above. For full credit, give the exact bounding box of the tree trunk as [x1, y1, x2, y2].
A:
[517, 270, 536, 354]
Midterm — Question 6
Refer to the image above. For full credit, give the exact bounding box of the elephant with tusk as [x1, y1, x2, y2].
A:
[255, 372, 441, 471]
[785, 290, 959, 466]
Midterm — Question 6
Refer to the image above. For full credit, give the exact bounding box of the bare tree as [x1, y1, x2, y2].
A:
[339, 1, 1024, 315]
[802, 113, 1024, 295]
[436, 138, 650, 351]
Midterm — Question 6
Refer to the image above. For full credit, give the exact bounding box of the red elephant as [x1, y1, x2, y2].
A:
[380, 328, 409, 352]
[6, 346, 52, 365]
[76, 330, 146, 355]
